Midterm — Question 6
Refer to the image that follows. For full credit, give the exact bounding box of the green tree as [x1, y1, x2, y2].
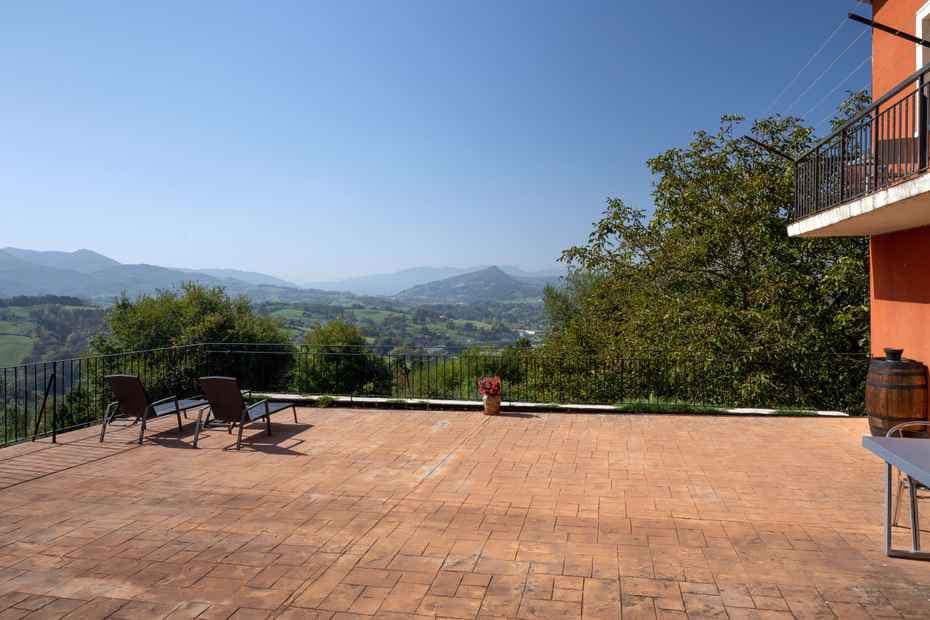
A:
[91, 283, 290, 394]
[295, 319, 389, 395]
[543, 113, 869, 410]
[93, 282, 287, 353]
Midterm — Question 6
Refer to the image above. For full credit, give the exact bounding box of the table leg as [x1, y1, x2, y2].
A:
[886, 462, 893, 556]
[884, 462, 930, 560]
[909, 475, 921, 552]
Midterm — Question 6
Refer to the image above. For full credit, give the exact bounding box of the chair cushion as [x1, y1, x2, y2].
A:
[151, 398, 209, 417]
[244, 401, 293, 421]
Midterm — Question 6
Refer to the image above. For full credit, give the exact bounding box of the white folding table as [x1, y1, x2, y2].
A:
[863, 436, 930, 560]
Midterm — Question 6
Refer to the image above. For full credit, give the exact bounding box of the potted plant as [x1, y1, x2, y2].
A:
[477, 376, 502, 415]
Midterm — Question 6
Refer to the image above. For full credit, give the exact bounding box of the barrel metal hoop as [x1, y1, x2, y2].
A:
[867, 368, 927, 377]
[867, 413, 929, 422]
[866, 381, 928, 390]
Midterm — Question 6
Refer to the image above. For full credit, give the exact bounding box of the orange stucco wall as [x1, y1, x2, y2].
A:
[873, 0, 925, 97]
[870, 226, 930, 369]
[867, 2, 930, 380]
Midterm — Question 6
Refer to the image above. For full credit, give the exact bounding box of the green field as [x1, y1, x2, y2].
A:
[258, 299, 544, 349]
[0, 298, 106, 367]
[0, 335, 33, 367]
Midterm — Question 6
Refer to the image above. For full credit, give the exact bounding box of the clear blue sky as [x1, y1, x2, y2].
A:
[1, 1, 872, 282]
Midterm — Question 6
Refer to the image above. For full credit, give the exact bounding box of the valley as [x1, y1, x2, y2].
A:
[0, 248, 555, 366]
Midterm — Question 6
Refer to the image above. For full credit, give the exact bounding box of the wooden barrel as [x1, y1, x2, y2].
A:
[866, 349, 928, 437]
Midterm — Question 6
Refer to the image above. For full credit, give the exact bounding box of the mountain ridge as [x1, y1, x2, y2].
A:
[0, 247, 560, 306]
[305, 264, 563, 296]
[394, 266, 548, 304]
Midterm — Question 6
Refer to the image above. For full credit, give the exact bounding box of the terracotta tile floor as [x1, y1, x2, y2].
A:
[0, 408, 927, 619]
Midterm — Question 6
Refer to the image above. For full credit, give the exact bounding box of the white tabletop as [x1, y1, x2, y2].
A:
[863, 436, 930, 486]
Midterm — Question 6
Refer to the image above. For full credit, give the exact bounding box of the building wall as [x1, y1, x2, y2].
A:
[870, 225, 930, 371]
[872, 0, 926, 97]
[868, 2, 930, 385]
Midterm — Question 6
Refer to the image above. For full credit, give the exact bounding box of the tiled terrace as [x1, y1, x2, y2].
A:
[0, 409, 927, 619]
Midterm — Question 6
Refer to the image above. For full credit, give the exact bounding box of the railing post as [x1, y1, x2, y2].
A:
[919, 72, 928, 171]
[874, 108, 881, 192]
[840, 129, 847, 202]
[814, 146, 821, 214]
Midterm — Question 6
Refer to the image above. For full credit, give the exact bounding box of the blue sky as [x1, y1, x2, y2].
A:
[1, 1, 872, 282]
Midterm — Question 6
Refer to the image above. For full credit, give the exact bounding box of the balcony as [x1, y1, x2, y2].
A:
[789, 64, 930, 237]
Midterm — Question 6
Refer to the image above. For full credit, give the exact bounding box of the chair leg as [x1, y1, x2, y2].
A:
[293, 405, 298, 423]
[236, 421, 245, 450]
[893, 474, 906, 527]
[266, 415, 272, 436]
[176, 411, 183, 435]
[100, 403, 117, 442]
[192, 409, 205, 448]
[139, 407, 150, 445]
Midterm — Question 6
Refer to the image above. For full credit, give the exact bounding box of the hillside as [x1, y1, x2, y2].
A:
[305, 265, 564, 296]
[2, 247, 120, 273]
[304, 267, 476, 296]
[395, 266, 546, 304]
[186, 268, 297, 288]
[0, 248, 308, 302]
[0, 296, 105, 366]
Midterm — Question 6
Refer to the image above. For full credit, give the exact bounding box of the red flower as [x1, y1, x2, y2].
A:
[477, 376, 501, 396]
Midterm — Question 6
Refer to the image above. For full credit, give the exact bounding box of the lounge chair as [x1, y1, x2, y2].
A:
[101, 374, 209, 444]
[194, 376, 297, 449]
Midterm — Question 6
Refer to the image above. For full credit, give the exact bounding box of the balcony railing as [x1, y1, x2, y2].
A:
[794, 63, 930, 222]
[0, 342, 869, 446]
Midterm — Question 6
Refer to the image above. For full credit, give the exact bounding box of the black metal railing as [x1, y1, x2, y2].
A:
[794, 63, 930, 221]
[0, 345, 207, 447]
[0, 343, 870, 447]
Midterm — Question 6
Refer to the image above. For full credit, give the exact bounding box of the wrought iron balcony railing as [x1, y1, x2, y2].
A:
[794, 63, 930, 222]
[1, 342, 869, 446]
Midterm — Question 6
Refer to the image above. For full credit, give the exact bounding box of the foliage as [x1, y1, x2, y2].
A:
[257, 298, 543, 349]
[830, 88, 871, 131]
[542, 111, 870, 412]
[93, 282, 288, 353]
[0, 299, 105, 367]
[293, 320, 390, 395]
[90, 283, 291, 397]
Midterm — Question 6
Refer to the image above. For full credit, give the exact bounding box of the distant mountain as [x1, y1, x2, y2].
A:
[2, 247, 120, 274]
[186, 268, 296, 288]
[0, 248, 304, 302]
[306, 264, 563, 296]
[395, 266, 546, 303]
[304, 267, 476, 296]
[0, 248, 560, 306]
[0, 250, 97, 296]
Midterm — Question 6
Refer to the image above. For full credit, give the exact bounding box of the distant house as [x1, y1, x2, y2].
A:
[789, 0, 930, 368]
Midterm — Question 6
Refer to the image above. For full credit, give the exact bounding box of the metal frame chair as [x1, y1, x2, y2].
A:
[886, 420, 930, 529]
[194, 376, 297, 449]
[101, 374, 207, 444]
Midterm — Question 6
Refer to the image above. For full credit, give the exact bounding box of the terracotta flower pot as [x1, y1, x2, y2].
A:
[483, 394, 501, 415]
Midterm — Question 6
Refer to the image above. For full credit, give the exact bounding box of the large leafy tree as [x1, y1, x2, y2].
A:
[295, 319, 389, 395]
[93, 282, 288, 353]
[543, 112, 869, 409]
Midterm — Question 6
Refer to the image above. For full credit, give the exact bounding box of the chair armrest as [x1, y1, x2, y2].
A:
[886, 421, 930, 437]
[245, 399, 270, 421]
[150, 395, 179, 407]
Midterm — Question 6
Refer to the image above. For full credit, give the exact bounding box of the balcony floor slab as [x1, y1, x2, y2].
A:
[790, 170, 930, 237]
